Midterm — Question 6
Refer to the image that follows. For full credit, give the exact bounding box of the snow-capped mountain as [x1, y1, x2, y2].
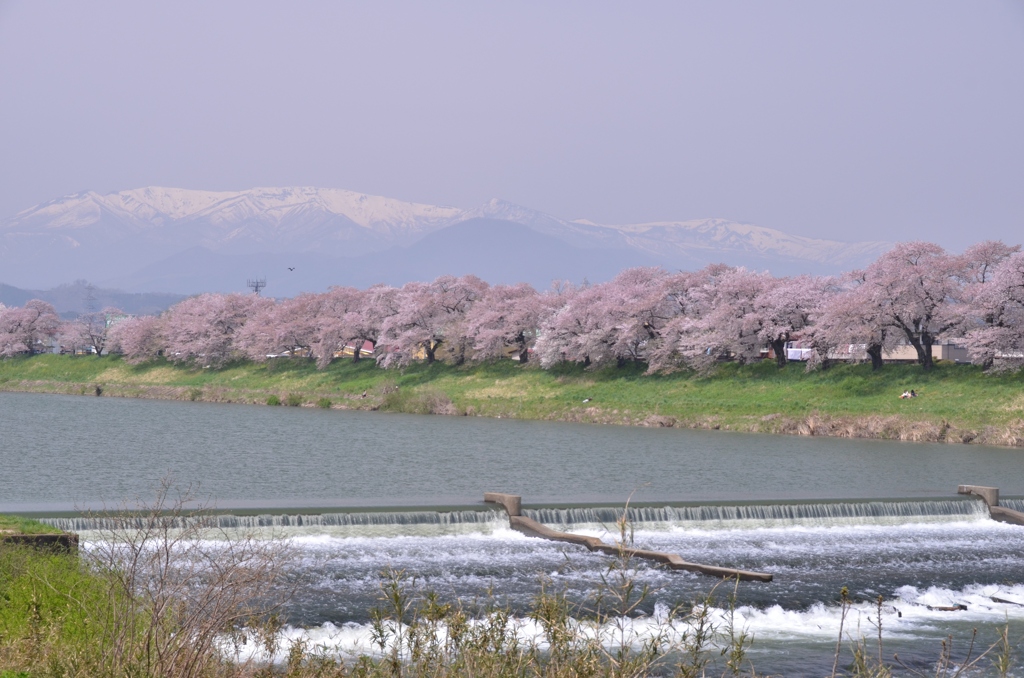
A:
[0, 186, 892, 294]
[589, 218, 889, 269]
[3, 186, 462, 256]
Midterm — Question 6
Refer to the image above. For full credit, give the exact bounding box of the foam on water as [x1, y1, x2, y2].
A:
[224, 581, 1024, 666]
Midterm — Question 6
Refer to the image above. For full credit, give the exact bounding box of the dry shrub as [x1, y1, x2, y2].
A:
[79, 479, 293, 677]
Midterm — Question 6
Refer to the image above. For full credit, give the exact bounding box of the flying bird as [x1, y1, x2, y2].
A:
[582, 398, 591, 403]
[288, 267, 295, 271]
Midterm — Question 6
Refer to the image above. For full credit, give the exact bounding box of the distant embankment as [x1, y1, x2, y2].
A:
[1, 355, 1023, 447]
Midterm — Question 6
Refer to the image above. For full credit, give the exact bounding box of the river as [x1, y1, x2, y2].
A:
[3, 391, 1023, 674]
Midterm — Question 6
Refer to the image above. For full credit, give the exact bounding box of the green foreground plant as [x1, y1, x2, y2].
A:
[0, 481, 291, 678]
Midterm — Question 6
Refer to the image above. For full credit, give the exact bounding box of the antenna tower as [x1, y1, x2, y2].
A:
[246, 277, 267, 296]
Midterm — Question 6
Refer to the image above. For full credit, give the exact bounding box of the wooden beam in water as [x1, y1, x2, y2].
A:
[485, 493, 773, 583]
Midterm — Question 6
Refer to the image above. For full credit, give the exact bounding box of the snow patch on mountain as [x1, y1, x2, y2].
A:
[7, 186, 462, 235]
[0, 185, 894, 291]
[593, 218, 890, 266]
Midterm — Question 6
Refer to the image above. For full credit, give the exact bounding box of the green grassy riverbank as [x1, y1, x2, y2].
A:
[1, 354, 1023, 446]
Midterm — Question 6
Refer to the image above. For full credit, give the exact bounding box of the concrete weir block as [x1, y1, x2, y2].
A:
[957, 485, 1024, 526]
[958, 485, 1000, 507]
[990, 506, 1024, 526]
[484, 492, 522, 517]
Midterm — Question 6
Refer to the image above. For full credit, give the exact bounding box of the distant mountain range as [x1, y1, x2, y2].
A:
[0, 280, 183, 318]
[0, 186, 892, 296]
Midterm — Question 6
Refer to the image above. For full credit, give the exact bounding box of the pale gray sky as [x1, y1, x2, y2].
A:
[1, 1, 1022, 249]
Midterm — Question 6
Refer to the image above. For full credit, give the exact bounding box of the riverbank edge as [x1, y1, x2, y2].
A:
[4, 375, 1023, 448]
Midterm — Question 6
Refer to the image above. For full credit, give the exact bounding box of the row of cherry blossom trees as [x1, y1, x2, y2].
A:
[3, 240, 1023, 372]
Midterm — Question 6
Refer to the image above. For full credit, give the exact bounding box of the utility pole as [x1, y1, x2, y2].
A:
[85, 282, 97, 313]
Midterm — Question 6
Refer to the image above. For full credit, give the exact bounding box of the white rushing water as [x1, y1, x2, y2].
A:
[67, 500, 1024, 674]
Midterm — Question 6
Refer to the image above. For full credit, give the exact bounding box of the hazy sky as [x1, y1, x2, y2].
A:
[1, 1, 1022, 249]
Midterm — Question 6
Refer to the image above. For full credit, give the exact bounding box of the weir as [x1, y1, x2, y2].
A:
[484, 492, 774, 583]
[958, 485, 1024, 526]
[42, 509, 506, 533]
[38, 498, 987, 533]
[522, 499, 986, 527]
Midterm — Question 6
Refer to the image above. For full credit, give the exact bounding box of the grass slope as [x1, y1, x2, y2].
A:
[1, 354, 1023, 446]
[0, 516, 61, 536]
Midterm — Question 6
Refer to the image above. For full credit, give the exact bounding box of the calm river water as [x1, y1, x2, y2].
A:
[2, 391, 1023, 509]
[3, 391, 1024, 675]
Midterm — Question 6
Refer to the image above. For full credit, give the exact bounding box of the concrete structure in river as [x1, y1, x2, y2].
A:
[484, 492, 773, 583]
[958, 485, 1024, 526]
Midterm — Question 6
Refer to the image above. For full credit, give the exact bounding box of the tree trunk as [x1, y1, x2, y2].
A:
[921, 332, 935, 369]
[351, 344, 361, 363]
[866, 344, 884, 371]
[514, 333, 528, 364]
[770, 338, 788, 368]
[617, 356, 627, 369]
[424, 340, 437, 364]
[907, 334, 934, 370]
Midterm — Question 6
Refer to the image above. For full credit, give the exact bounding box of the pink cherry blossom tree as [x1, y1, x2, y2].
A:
[107, 315, 166, 364]
[600, 267, 675, 366]
[860, 242, 965, 370]
[961, 251, 1024, 370]
[531, 283, 581, 368]
[235, 293, 324, 362]
[377, 275, 488, 368]
[534, 282, 625, 368]
[536, 269, 678, 370]
[644, 266, 729, 373]
[464, 283, 544, 363]
[162, 293, 272, 367]
[944, 241, 1022, 350]
[58, 308, 125, 356]
[58, 319, 91, 355]
[749, 275, 827, 368]
[810, 272, 898, 370]
[652, 267, 772, 373]
[0, 299, 61, 357]
[310, 286, 396, 368]
[958, 240, 1021, 286]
